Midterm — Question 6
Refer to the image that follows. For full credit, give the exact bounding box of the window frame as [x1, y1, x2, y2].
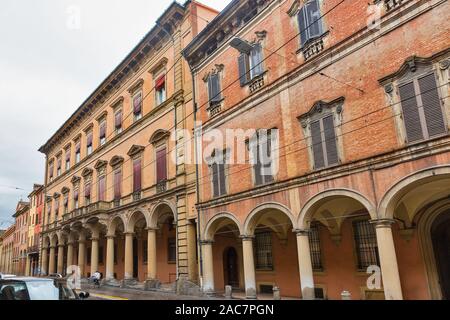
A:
[254, 231, 274, 271]
[207, 149, 229, 198]
[154, 71, 167, 106]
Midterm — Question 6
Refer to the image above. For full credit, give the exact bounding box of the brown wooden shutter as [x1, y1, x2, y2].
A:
[156, 147, 167, 183]
[418, 73, 446, 137]
[114, 171, 121, 200]
[133, 159, 142, 192]
[311, 120, 325, 169]
[238, 54, 249, 87]
[399, 81, 424, 143]
[98, 176, 106, 201]
[323, 115, 339, 166]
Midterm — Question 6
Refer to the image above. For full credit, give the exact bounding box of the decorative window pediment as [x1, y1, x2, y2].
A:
[110, 156, 125, 168]
[128, 78, 144, 94]
[94, 160, 108, 171]
[110, 96, 124, 110]
[53, 192, 61, 199]
[149, 129, 170, 145]
[96, 111, 108, 122]
[149, 57, 168, 75]
[71, 176, 81, 185]
[127, 145, 145, 157]
[83, 123, 94, 133]
[299, 97, 344, 127]
[61, 187, 70, 195]
[81, 167, 94, 178]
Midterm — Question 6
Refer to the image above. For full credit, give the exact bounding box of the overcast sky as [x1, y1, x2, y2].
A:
[0, 0, 228, 228]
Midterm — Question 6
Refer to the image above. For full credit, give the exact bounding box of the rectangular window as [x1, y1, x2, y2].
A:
[168, 238, 176, 263]
[398, 72, 446, 144]
[298, 0, 324, 47]
[254, 231, 273, 270]
[155, 74, 166, 106]
[308, 224, 323, 271]
[75, 141, 81, 164]
[210, 150, 227, 198]
[57, 158, 62, 177]
[133, 92, 143, 121]
[115, 110, 123, 135]
[49, 162, 54, 181]
[86, 132, 93, 156]
[99, 121, 107, 146]
[63, 195, 69, 214]
[208, 73, 222, 105]
[54, 198, 59, 217]
[353, 220, 380, 271]
[84, 183, 91, 206]
[156, 147, 167, 183]
[114, 170, 122, 201]
[238, 44, 264, 86]
[310, 115, 339, 170]
[252, 131, 274, 186]
[133, 158, 142, 193]
[65, 150, 71, 171]
[98, 175, 106, 202]
[73, 190, 79, 209]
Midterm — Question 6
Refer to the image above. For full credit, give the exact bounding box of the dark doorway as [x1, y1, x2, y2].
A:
[432, 212, 450, 300]
[133, 238, 138, 279]
[223, 247, 239, 288]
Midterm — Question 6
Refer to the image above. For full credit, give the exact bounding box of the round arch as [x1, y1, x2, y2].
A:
[42, 235, 51, 248]
[148, 201, 177, 229]
[203, 212, 243, 241]
[298, 189, 377, 230]
[126, 209, 149, 233]
[244, 202, 296, 237]
[50, 233, 59, 247]
[107, 215, 126, 236]
[378, 165, 450, 220]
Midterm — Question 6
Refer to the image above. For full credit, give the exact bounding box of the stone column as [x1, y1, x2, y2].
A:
[372, 219, 403, 300]
[25, 255, 31, 276]
[90, 237, 99, 275]
[147, 228, 157, 280]
[241, 236, 257, 299]
[124, 233, 134, 280]
[48, 246, 56, 275]
[201, 241, 215, 294]
[78, 238, 86, 277]
[57, 244, 65, 274]
[295, 229, 315, 300]
[41, 248, 48, 275]
[105, 236, 115, 280]
[67, 241, 74, 269]
[187, 222, 198, 282]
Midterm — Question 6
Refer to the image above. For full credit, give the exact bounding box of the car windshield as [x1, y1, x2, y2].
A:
[26, 281, 60, 300]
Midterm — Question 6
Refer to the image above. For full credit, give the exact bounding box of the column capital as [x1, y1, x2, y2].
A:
[294, 229, 311, 236]
[200, 240, 214, 246]
[106, 235, 116, 240]
[145, 227, 159, 232]
[124, 232, 135, 237]
[370, 219, 396, 229]
[240, 235, 255, 242]
[91, 237, 100, 242]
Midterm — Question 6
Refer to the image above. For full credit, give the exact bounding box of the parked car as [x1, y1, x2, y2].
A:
[0, 276, 89, 300]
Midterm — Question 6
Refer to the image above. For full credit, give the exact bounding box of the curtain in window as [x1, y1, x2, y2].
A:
[155, 75, 165, 91]
[115, 111, 122, 129]
[99, 122, 106, 139]
[98, 176, 106, 201]
[156, 148, 167, 183]
[84, 183, 91, 199]
[133, 158, 142, 192]
[114, 171, 121, 200]
[86, 132, 93, 148]
[133, 93, 142, 115]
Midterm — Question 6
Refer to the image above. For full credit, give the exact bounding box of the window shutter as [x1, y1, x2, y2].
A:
[298, 7, 309, 46]
[98, 176, 106, 201]
[418, 73, 446, 137]
[86, 132, 93, 147]
[212, 163, 219, 197]
[306, 0, 323, 39]
[114, 171, 121, 200]
[133, 159, 142, 192]
[251, 44, 264, 77]
[100, 122, 106, 139]
[156, 147, 167, 183]
[238, 54, 249, 87]
[133, 93, 142, 115]
[311, 120, 325, 169]
[399, 82, 424, 143]
[323, 115, 339, 166]
[115, 111, 122, 129]
[84, 183, 91, 199]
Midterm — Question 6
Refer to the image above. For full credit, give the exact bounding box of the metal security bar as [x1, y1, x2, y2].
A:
[353, 220, 380, 271]
[254, 231, 273, 270]
[308, 224, 323, 271]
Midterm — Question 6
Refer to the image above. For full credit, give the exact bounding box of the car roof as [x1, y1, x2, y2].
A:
[1, 277, 54, 282]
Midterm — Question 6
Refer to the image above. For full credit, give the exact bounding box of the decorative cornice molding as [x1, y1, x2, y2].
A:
[110, 96, 124, 109]
[61, 187, 70, 195]
[81, 168, 94, 178]
[149, 57, 169, 75]
[71, 176, 81, 185]
[298, 96, 345, 127]
[109, 156, 125, 168]
[287, 0, 302, 17]
[94, 160, 108, 171]
[127, 145, 146, 157]
[127, 78, 144, 94]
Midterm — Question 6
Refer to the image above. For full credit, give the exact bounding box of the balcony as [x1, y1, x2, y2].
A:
[156, 180, 168, 193]
[302, 37, 324, 61]
[133, 191, 142, 201]
[87, 201, 110, 214]
[249, 74, 265, 94]
[27, 246, 39, 254]
[383, 0, 404, 11]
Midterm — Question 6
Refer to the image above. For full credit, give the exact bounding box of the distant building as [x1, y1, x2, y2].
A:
[26, 184, 44, 276]
[12, 201, 30, 276]
[0, 225, 16, 274]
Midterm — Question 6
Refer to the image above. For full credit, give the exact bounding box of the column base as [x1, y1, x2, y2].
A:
[246, 288, 257, 300]
[144, 279, 161, 290]
[120, 278, 138, 288]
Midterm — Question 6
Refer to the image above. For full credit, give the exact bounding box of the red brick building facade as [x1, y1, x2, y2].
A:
[184, 0, 450, 300]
